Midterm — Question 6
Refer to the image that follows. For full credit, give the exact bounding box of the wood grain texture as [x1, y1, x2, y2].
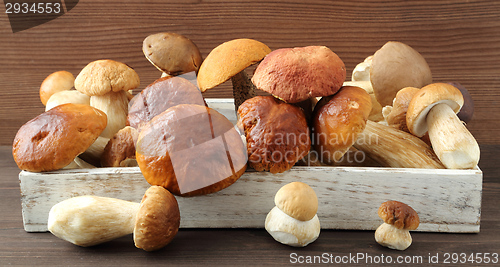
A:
[1, 0, 499, 146]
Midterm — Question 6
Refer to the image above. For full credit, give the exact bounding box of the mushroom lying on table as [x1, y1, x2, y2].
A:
[48, 186, 180, 251]
[375, 200, 420, 250]
[406, 83, 480, 169]
[265, 182, 320, 247]
[12, 104, 107, 172]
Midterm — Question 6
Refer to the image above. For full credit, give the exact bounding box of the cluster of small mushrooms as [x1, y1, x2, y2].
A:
[12, 32, 479, 250]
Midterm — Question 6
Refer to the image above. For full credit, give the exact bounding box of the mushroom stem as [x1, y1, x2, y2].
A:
[48, 196, 140, 247]
[231, 70, 256, 111]
[90, 91, 129, 139]
[374, 223, 412, 251]
[354, 121, 445, 168]
[426, 103, 480, 169]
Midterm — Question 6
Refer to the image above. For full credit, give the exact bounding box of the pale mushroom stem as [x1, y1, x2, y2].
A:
[231, 70, 256, 111]
[353, 120, 445, 168]
[426, 103, 480, 169]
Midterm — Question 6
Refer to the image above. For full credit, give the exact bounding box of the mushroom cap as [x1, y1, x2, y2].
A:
[370, 41, 432, 107]
[127, 76, 206, 130]
[447, 81, 474, 123]
[384, 87, 420, 132]
[197, 38, 271, 92]
[377, 200, 420, 230]
[101, 126, 139, 167]
[237, 96, 311, 174]
[274, 182, 318, 221]
[40, 70, 75, 105]
[135, 104, 247, 196]
[265, 206, 320, 247]
[45, 90, 90, 111]
[142, 32, 202, 76]
[312, 86, 372, 163]
[134, 186, 180, 251]
[252, 46, 346, 103]
[406, 83, 464, 137]
[13, 103, 107, 172]
[75, 59, 140, 96]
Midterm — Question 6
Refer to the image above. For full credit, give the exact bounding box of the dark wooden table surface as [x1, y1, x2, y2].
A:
[1, 145, 499, 266]
[1, 0, 500, 265]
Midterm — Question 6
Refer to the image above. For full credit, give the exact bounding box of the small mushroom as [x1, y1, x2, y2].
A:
[370, 41, 433, 107]
[101, 126, 139, 167]
[12, 104, 107, 172]
[375, 200, 420, 250]
[197, 38, 271, 110]
[127, 76, 206, 130]
[45, 90, 90, 111]
[237, 96, 311, 173]
[382, 87, 420, 132]
[252, 46, 346, 104]
[48, 186, 180, 251]
[265, 182, 320, 247]
[406, 83, 480, 169]
[136, 104, 247, 196]
[75, 59, 140, 139]
[39, 70, 75, 106]
[142, 32, 202, 77]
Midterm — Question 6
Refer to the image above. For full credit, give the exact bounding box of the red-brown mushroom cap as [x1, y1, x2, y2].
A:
[378, 200, 420, 230]
[252, 46, 346, 103]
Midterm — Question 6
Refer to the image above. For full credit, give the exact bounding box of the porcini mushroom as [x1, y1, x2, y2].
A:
[45, 90, 90, 111]
[265, 182, 320, 247]
[12, 104, 107, 172]
[142, 32, 202, 77]
[370, 41, 433, 107]
[382, 87, 420, 132]
[375, 200, 419, 250]
[136, 104, 247, 196]
[127, 76, 206, 130]
[48, 186, 180, 251]
[197, 38, 271, 109]
[101, 126, 139, 167]
[406, 83, 480, 169]
[39, 70, 75, 106]
[74, 59, 140, 139]
[237, 96, 311, 173]
[252, 45, 346, 104]
[447, 82, 475, 124]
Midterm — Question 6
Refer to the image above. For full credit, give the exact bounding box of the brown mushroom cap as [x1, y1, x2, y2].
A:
[40, 71, 75, 106]
[134, 186, 180, 251]
[142, 32, 202, 76]
[136, 104, 247, 196]
[447, 82, 474, 123]
[384, 87, 420, 132]
[12, 104, 107, 172]
[74, 59, 140, 96]
[312, 86, 372, 163]
[252, 46, 346, 103]
[370, 41, 432, 107]
[127, 76, 206, 130]
[274, 182, 318, 221]
[237, 96, 311, 174]
[378, 200, 420, 230]
[406, 83, 464, 137]
[101, 126, 139, 167]
[197, 38, 271, 92]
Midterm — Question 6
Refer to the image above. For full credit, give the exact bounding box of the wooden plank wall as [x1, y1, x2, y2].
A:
[1, 0, 499, 145]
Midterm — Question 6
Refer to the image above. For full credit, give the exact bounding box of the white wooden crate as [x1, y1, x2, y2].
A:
[19, 99, 483, 233]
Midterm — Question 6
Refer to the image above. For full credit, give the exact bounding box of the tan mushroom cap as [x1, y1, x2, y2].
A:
[45, 90, 90, 111]
[406, 83, 464, 137]
[252, 46, 346, 103]
[143, 32, 202, 76]
[40, 71, 75, 105]
[12, 104, 107, 172]
[134, 186, 180, 251]
[312, 86, 372, 163]
[383, 87, 420, 132]
[274, 182, 318, 221]
[378, 200, 419, 230]
[370, 41, 432, 107]
[75, 59, 140, 96]
[101, 126, 139, 167]
[197, 38, 271, 92]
